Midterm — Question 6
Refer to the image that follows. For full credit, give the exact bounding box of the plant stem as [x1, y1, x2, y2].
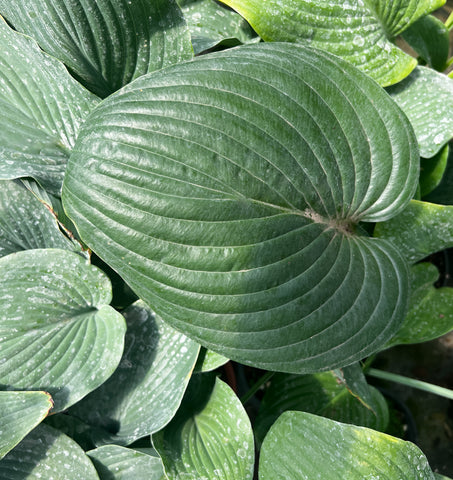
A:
[446, 10, 453, 30]
[367, 368, 453, 400]
[240, 371, 274, 404]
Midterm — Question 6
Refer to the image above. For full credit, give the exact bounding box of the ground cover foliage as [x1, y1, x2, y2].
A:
[1, 0, 453, 478]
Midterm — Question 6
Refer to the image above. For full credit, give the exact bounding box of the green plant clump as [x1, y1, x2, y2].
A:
[1, 0, 453, 478]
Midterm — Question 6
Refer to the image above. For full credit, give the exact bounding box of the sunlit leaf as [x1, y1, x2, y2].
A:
[194, 347, 229, 373]
[63, 42, 418, 373]
[0, 0, 193, 98]
[388, 67, 453, 158]
[219, 0, 444, 86]
[259, 411, 436, 479]
[0, 423, 100, 480]
[153, 375, 254, 480]
[70, 300, 199, 445]
[0, 17, 98, 195]
[0, 248, 126, 412]
[0, 391, 52, 460]
[88, 445, 165, 480]
[374, 200, 453, 263]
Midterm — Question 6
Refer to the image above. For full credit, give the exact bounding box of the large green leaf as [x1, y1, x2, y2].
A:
[177, 0, 257, 54]
[254, 365, 388, 446]
[88, 445, 165, 480]
[259, 411, 436, 479]
[374, 200, 453, 263]
[0, 0, 193, 98]
[153, 375, 254, 480]
[70, 301, 199, 446]
[0, 423, 100, 479]
[388, 67, 453, 158]
[420, 145, 449, 197]
[0, 248, 126, 412]
[0, 17, 98, 195]
[0, 391, 52, 460]
[63, 43, 418, 374]
[219, 0, 444, 86]
[387, 263, 453, 347]
[0, 180, 80, 258]
[424, 144, 453, 204]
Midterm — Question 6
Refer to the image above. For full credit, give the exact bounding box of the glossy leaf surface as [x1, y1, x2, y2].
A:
[0, 423, 99, 480]
[63, 43, 418, 373]
[374, 200, 453, 263]
[388, 67, 453, 158]
[0, 249, 126, 412]
[177, 0, 257, 54]
[387, 263, 453, 347]
[0, 180, 79, 258]
[0, 18, 98, 195]
[254, 365, 388, 446]
[259, 411, 435, 479]
[0, 0, 193, 98]
[219, 0, 443, 85]
[70, 301, 199, 445]
[0, 391, 52, 460]
[88, 445, 165, 480]
[153, 375, 254, 480]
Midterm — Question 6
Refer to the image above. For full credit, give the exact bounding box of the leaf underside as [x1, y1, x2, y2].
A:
[63, 43, 418, 373]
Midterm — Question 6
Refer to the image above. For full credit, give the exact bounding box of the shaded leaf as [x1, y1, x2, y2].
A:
[387, 263, 453, 347]
[63, 43, 417, 374]
[374, 200, 453, 263]
[153, 375, 254, 480]
[0, 423, 99, 479]
[424, 144, 453, 204]
[177, 0, 257, 54]
[402, 14, 450, 71]
[254, 365, 388, 447]
[420, 145, 449, 197]
[88, 445, 165, 480]
[259, 411, 435, 479]
[0, 391, 52, 460]
[0, 248, 126, 412]
[219, 0, 443, 85]
[70, 300, 199, 446]
[0, 180, 80, 258]
[388, 66, 453, 158]
[0, 17, 99, 195]
[0, 0, 193, 98]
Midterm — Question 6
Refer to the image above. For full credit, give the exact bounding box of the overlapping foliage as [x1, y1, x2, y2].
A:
[1, 0, 453, 478]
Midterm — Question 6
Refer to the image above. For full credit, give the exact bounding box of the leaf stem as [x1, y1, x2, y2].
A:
[445, 11, 453, 30]
[240, 371, 274, 404]
[366, 368, 453, 400]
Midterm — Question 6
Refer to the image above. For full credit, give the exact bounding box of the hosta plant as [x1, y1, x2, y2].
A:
[1, 0, 453, 478]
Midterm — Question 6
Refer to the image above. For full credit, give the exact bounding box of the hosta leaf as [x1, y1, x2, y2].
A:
[0, 423, 99, 480]
[153, 375, 254, 480]
[0, 18, 99, 196]
[0, 0, 193, 98]
[63, 43, 418, 374]
[388, 66, 453, 158]
[0, 391, 52, 459]
[177, 0, 257, 54]
[88, 445, 165, 480]
[420, 145, 449, 197]
[254, 366, 388, 446]
[194, 347, 229, 373]
[70, 301, 198, 446]
[0, 180, 79, 258]
[259, 411, 435, 480]
[402, 14, 450, 71]
[424, 145, 453, 204]
[374, 200, 453, 263]
[219, 0, 443, 86]
[387, 263, 453, 347]
[0, 248, 126, 412]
